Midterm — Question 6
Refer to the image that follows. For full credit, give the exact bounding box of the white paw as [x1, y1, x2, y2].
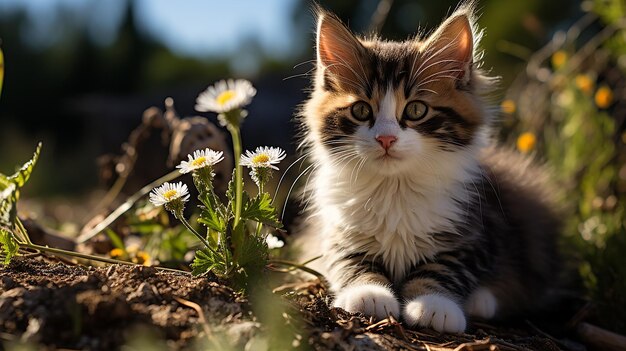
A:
[403, 294, 466, 333]
[333, 284, 400, 320]
[465, 287, 497, 319]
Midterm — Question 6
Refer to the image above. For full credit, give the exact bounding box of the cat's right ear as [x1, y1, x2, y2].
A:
[315, 9, 367, 90]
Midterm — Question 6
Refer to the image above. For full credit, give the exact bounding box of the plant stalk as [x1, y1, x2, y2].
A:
[228, 124, 243, 228]
[255, 183, 264, 236]
[77, 169, 182, 243]
[14, 217, 32, 244]
[178, 215, 217, 254]
[19, 242, 184, 273]
[268, 259, 325, 280]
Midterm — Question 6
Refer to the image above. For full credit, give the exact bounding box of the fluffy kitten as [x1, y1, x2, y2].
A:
[297, 3, 560, 333]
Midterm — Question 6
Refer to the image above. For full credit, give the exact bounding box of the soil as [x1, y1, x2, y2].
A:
[0, 257, 584, 351]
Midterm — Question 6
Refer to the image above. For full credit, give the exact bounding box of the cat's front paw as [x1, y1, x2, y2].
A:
[333, 284, 400, 320]
[403, 294, 466, 333]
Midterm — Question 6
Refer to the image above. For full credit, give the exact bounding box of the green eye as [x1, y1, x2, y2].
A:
[404, 101, 428, 121]
[351, 101, 372, 121]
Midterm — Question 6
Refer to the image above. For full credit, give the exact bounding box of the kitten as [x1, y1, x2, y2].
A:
[297, 2, 560, 333]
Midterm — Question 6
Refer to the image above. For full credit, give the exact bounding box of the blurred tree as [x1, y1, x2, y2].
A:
[0, 1, 233, 195]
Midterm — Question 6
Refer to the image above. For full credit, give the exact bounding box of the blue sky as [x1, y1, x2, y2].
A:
[0, 0, 301, 58]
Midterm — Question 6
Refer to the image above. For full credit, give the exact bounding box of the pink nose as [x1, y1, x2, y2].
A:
[376, 135, 397, 150]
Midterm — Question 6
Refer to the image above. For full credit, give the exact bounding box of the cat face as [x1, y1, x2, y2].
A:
[304, 5, 494, 176]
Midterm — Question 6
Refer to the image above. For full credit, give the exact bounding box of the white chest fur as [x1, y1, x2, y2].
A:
[310, 152, 477, 282]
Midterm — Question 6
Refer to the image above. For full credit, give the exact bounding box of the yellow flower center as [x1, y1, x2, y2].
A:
[191, 156, 206, 167]
[163, 189, 178, 200]
[252, 154, 270, 164]
[217, 90, 236, 106]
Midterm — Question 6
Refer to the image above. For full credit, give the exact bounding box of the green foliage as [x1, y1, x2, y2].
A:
[197, 188, 227, 233]
[241, 193, 282, 229]
[0, 228, 18, 264]
[508, 0, 626, 332]
[191, 247, 230, 277]
[148, 86, 286, 293]
[0, 142, 41, 264]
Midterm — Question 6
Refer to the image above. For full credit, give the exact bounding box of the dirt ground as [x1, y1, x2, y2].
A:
[0, 257, 585, 351]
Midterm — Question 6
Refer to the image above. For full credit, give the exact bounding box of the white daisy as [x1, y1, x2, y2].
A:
[265, 234, 284, 249]
[195, 79, 256, 114]
[240, 146, 286, 170]
[177, 148, 224, 174]
[149, 182, 190, 207]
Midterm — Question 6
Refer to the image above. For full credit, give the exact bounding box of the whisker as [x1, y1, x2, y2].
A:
[273, 154, 309, 204]
[281, 163, 315, 221]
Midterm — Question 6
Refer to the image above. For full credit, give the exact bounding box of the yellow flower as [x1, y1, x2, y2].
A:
[551, 50, 567, 69]
[575, 74, 594, 95]
[110, 248, 125, 258]
[595, 86, 613, 109]
[517, 132, 536, 154]
[501, 99, 516, 114]
[133, 251, 151, 266]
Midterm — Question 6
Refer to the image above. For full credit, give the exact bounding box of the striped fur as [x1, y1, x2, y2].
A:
[296, 3, 560, 333]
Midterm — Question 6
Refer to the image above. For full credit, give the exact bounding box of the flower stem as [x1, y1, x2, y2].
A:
[268, 259, 325, 280]
[19, 242, 184, 273]
[177, 214, 216, 253]
[255, 183, 264, 236]
[228, 124, 243, 228]
[14, 217, 33, 245]
[77, 169, 182, 243]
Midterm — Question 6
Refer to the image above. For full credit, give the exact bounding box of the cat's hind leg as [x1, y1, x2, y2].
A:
[465, 286, 497, 319]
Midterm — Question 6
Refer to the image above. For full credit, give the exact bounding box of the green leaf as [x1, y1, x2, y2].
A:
[8, 142, 41, 188]
[231, 234, 268, 292]
[1, 142, 42, 228]
[190, 248, 227, 277]
[195, 168, 229, 234]
[197, 189, 227, 233]
[198, 208, 227, 233]
[0, 143, 43, 264]
[0, 228, 19, 265]
[105, 229, 126, 251]
[0, 182, 17, 228]
[237, 234, 268, 270]
[241, 192, 282, 228]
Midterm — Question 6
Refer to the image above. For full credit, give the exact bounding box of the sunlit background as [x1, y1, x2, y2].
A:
[0, 0, 580, 195]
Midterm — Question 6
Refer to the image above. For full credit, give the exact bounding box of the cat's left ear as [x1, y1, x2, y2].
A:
[315, 8, 369, 92]
[421, 7, 477, 87]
